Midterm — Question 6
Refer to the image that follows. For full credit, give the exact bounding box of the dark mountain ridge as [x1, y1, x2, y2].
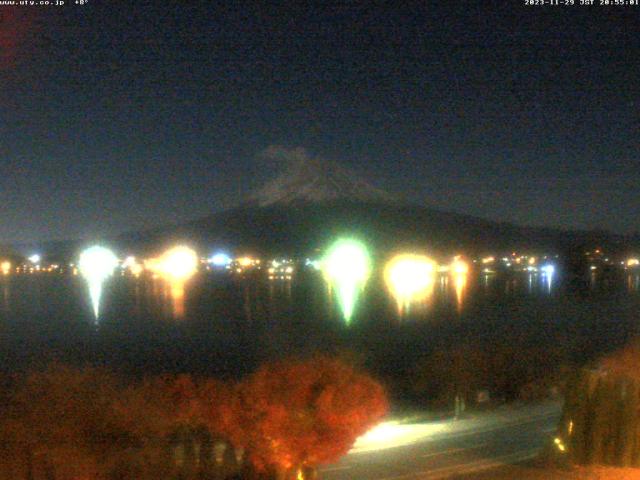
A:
[6, 154, 639, 259]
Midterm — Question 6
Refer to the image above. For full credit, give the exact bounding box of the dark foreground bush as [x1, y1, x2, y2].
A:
[0, 356, 388, 480]
[412, 341, 571, 409]
[557, 341, 640, 468]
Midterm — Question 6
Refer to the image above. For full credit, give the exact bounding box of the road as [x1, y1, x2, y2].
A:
[320, 401, 562, 480]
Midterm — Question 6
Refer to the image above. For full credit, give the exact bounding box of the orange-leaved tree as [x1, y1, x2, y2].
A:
[236, 355, 388, 478]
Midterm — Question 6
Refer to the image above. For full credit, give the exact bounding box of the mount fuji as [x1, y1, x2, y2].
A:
[112, 150, 634, 258]
[244, 154, 395, 207]
[14, 150, 635, 261]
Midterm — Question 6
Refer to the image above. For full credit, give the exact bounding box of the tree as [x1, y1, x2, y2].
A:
[119, 374, 238, 479]
[235, 355, 388, 479]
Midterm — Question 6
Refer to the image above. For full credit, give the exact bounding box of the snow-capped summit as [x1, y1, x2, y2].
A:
[247, 147, 394, 207]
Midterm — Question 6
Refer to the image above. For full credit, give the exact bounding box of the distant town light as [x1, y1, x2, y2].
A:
[236, 256, 255, 267]
[305, 258, 321, 270]
[627, 258, 639, 267]
[122, 255, 136, 267]
[28, 254, 41, 264]
[450, 257, 469, 275]
[209, 252, 232, 267]
[122, 256, 143, 276]
[1, 261, 11, 275]
[157, 246, 198, 281]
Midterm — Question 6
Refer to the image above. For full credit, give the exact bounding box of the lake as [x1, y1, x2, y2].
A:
[1, 267, 639, 391]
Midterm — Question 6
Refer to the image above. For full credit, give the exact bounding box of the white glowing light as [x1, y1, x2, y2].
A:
[322, 239, 371, 323]
[78, 246, 118, 319]
[305, 259, 321, 270]
[541, 264, 555, 292]
[209, 252, 232, 267]
[122, 256, 136, 268]
[351, 421, 448, 454]
[541, 264, 555, 275]
[122, 256, 143, 276]
[28, 254, 41, 264]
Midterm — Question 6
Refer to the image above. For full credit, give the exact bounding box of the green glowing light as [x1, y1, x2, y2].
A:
[78, 246, 118, 319]
[322, 239, 371, 323]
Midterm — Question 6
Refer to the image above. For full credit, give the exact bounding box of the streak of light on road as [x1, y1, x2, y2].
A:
[351, 421, 450, 453]
[321, 401, 562, 480]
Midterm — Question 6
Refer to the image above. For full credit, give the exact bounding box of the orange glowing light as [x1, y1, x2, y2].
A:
[453, 272, 467, 311]
[158, 246, 198, 281]
[384, 254, 436, 314]
[146, 246, 198, 318]
[450, 257, 469, 275]
[237, 257, 255, 267]
[1, 261, 11, 275]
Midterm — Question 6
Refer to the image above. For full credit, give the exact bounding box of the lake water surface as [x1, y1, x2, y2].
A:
[1, 269, 639, 384]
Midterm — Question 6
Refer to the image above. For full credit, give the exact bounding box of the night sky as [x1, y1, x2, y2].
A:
[0, 2, 638, 243]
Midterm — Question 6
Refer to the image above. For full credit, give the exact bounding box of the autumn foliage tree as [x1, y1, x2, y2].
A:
[234, 355, 389, 479]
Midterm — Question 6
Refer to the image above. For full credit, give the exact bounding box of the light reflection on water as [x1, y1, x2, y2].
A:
[0, 269, 639, 380]
[0, 269, 580, 325]
[453, 273, 467, 312]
